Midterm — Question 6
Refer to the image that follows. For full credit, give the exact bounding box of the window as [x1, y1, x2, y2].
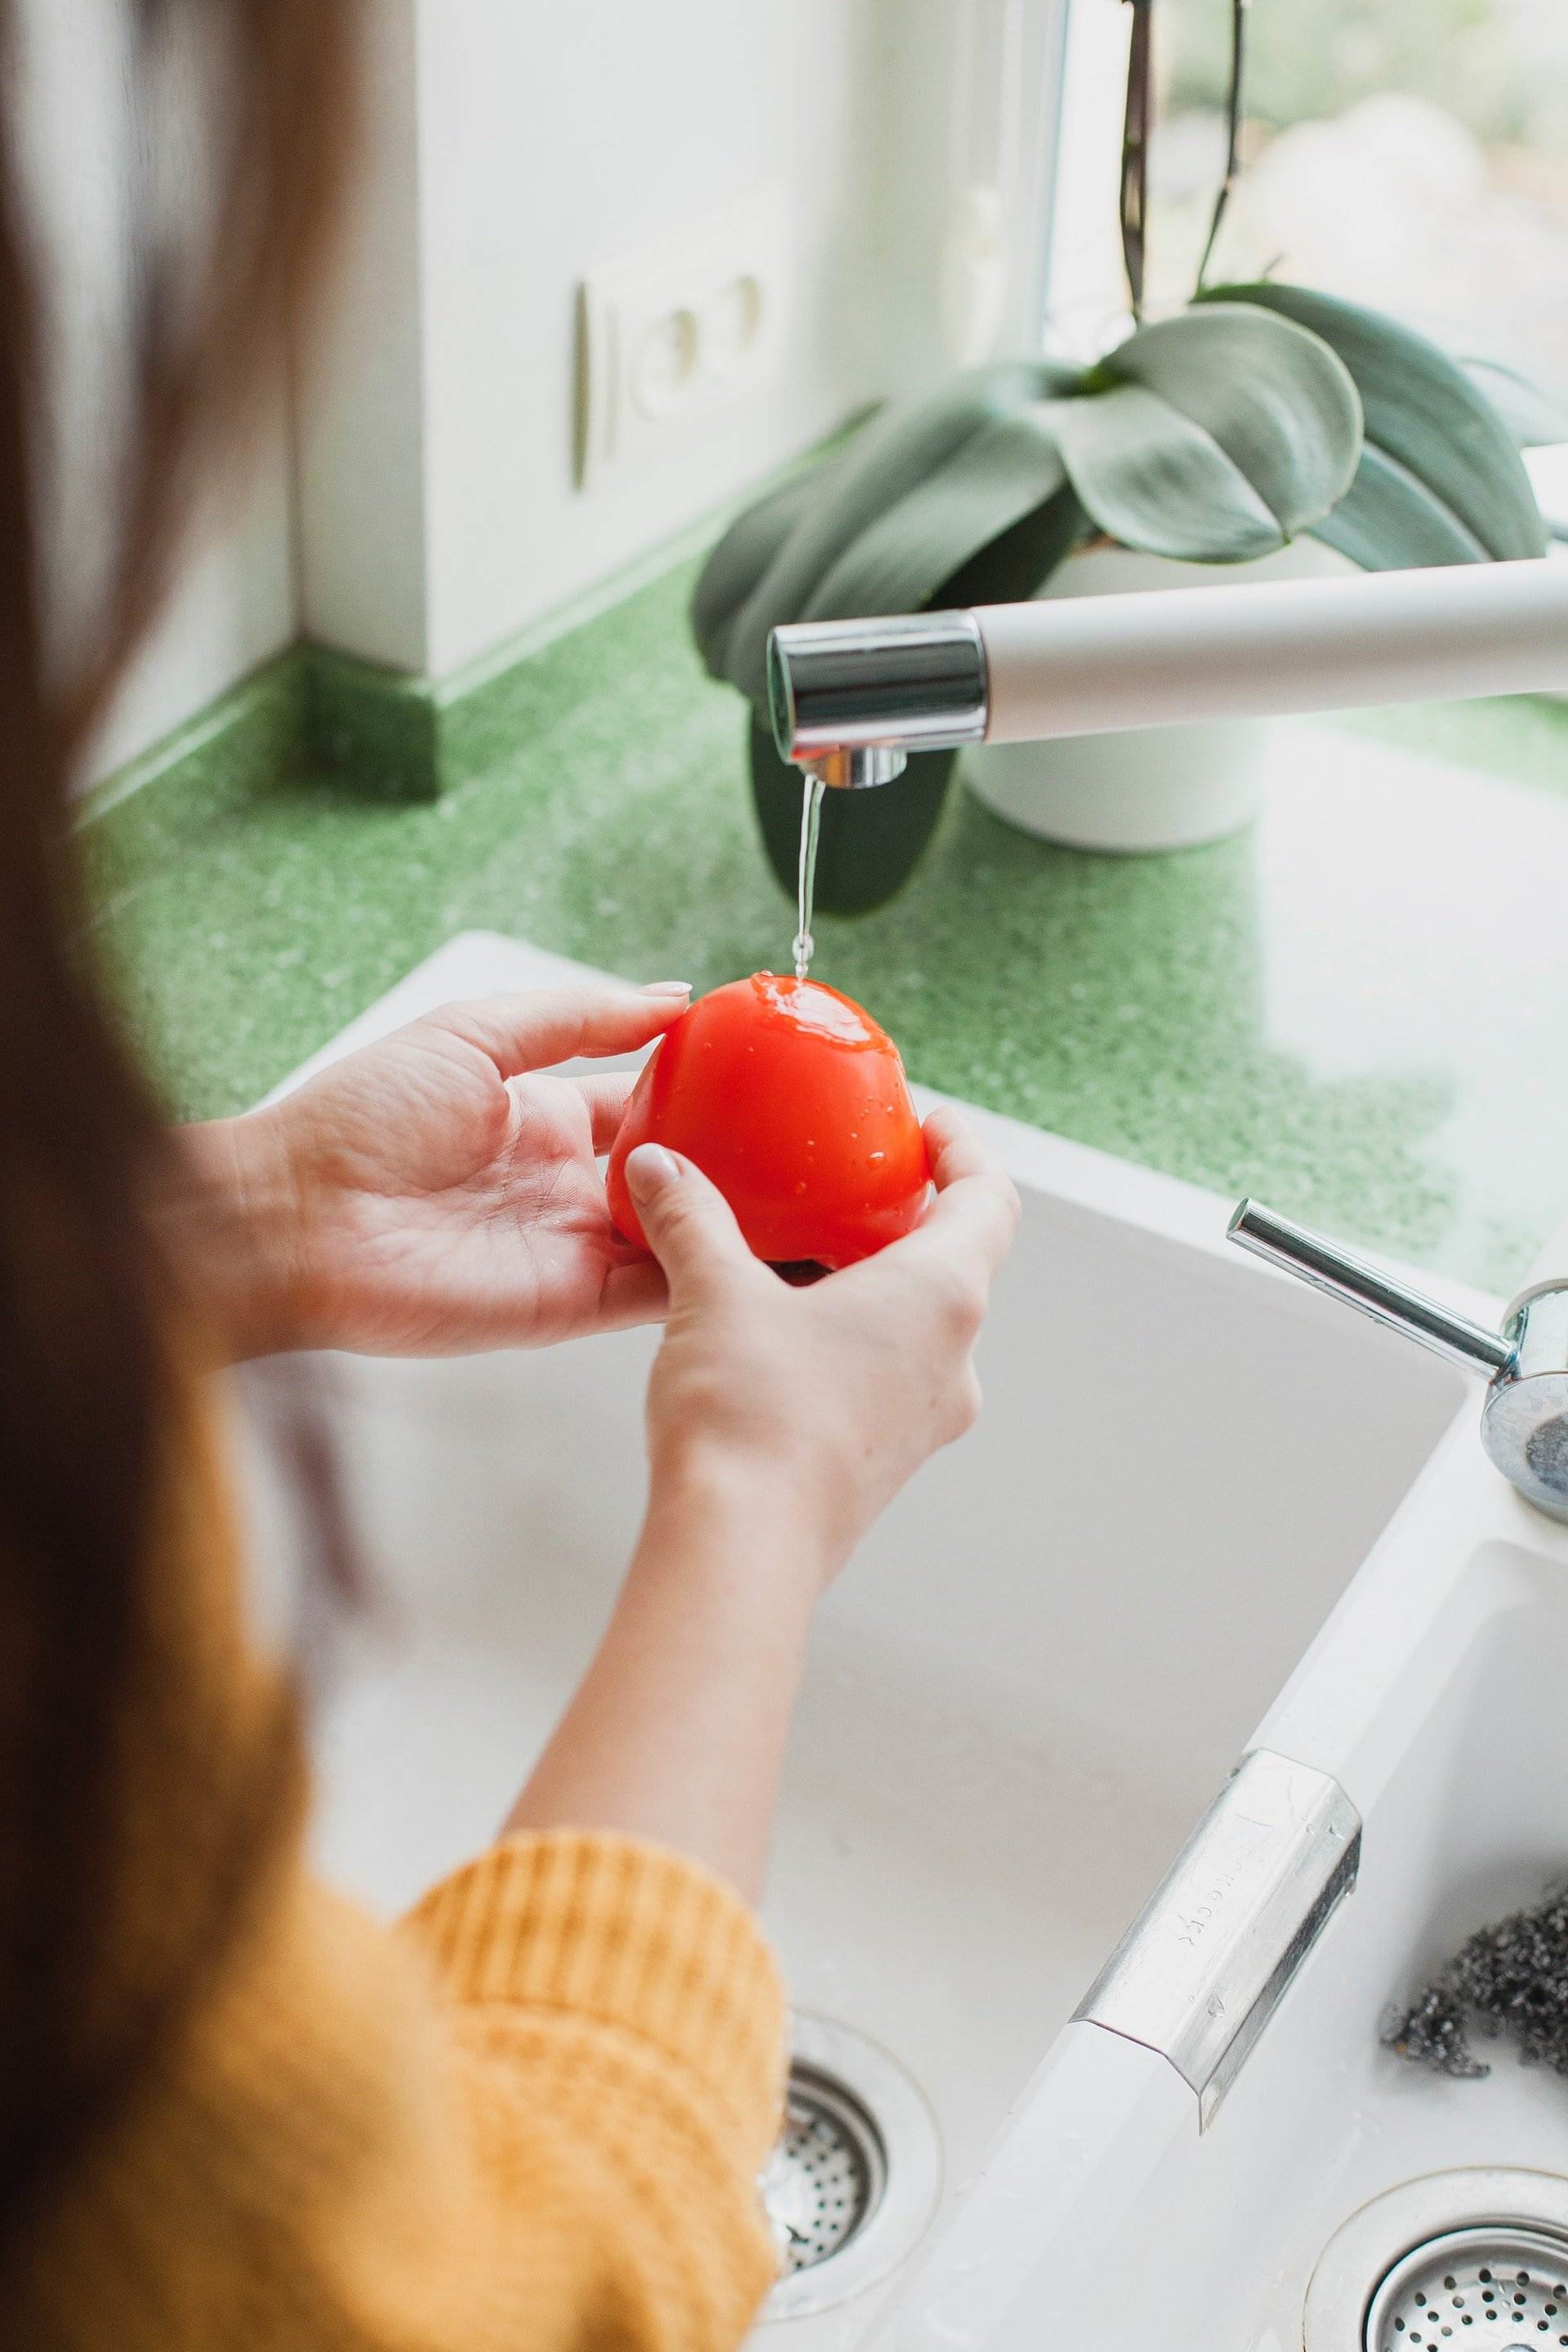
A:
[1045, 0, 1568, 390]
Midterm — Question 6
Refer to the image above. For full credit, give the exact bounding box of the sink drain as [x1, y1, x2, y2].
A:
[1306, 2172, 1568, 2352]
[1367, 2225, 1568, 2347]
[764, 2065, 884, 2274]
[760, 2015, 942, 2323]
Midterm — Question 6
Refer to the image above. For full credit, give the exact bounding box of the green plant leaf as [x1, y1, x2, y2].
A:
[1453, 354, 1568, 452]
[1052, 304, 1363, 562]
[717, 359, 1083, 705]
[800, 403, 1070, 624]
[1312, 446, 1487, 569]
[938, 482, 1087, 606]
[691, 459, 840, 679]
[1054, 383, 1285, 560]
[1203, 283, 1546, 564]
[1100, 305, 1364, 533]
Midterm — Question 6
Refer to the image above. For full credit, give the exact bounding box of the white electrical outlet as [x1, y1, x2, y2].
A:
[576, 185, 791, 488]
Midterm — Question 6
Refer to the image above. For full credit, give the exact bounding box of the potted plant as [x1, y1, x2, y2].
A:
[692, 0, 1566, 909]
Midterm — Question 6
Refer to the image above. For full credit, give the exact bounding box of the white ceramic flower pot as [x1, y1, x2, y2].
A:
[964, 538, 1354, 853]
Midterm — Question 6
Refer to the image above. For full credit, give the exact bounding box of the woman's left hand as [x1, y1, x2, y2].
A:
[182, 983, 689, 1358]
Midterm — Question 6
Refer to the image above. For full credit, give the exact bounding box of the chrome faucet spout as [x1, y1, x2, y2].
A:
[766, 559, 1568, 786]
[766, 612, 987, 787]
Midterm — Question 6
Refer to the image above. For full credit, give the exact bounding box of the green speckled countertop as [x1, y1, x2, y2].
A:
[87, 554, 1568, 1296]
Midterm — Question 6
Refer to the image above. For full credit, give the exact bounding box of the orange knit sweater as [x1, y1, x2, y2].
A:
[1, 1387, 788, 2350]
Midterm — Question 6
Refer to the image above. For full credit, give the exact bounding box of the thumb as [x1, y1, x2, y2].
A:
[623, 1145, 753, 1301]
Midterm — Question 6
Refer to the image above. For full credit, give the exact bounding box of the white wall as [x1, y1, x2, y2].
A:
[293, 0, 430, 675]
[416, 0, 891, 677]
[12, 0, 296, 783]
[87, 430, 297, 782]
[300, 0, 1068, 682]
[69, 0, 1066, 768]
[300, 0, 909, 678]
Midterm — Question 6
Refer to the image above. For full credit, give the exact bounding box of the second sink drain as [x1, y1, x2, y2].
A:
[760, 2014, 942, 2323]
[1306, 2169, 1568, 2351]
[1367, 2224, 1568, 2346]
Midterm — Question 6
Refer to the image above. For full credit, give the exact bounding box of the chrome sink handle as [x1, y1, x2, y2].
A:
[1228, 1199, 1568, 1525]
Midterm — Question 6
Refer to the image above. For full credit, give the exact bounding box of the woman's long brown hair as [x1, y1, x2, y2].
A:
[0, 0, 363, 2233]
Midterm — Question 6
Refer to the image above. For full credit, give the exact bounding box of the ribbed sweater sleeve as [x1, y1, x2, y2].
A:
[403, 1829, 788, 2169]
[0, 1386, 789, 2352]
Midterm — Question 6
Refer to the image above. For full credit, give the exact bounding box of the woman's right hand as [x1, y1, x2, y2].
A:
[623, 1107, 1020, 1587]
[507, 1107, 1017, 1896]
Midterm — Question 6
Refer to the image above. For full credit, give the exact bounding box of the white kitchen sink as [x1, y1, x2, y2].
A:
[889, 1498, 1568, 2352]
[247, 932, 1568, 2351]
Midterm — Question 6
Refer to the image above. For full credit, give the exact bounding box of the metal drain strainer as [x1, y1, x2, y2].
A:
[1366, 2225, 1568, 2348]
[1306, 2172, 1568, 2352]
[763, 2067, 884, 2274]
[760, 2015, 942, 2324]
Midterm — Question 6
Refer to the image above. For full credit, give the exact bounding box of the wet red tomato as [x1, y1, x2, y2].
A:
[607, 973, 930, 1268]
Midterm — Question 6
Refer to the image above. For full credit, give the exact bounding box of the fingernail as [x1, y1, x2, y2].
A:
[639, 980, 693, 998]
[626, 1143, 682, 1196]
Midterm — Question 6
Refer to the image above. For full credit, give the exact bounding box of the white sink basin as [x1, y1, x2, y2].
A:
[250, 932, 1543, 2351]
[889, 1490, 1568, 2352]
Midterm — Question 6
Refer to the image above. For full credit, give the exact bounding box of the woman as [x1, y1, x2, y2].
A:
[0, 5, 1018, 2347]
